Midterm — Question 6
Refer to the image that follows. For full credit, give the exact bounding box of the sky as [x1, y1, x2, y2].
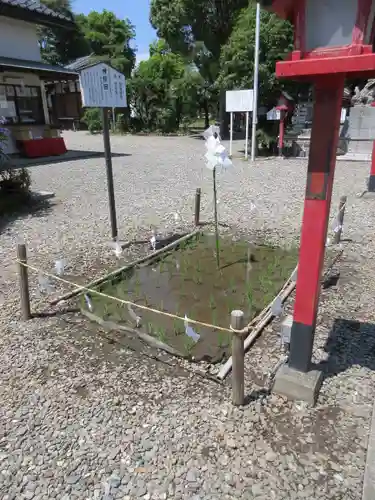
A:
[73, 0, 156, 65]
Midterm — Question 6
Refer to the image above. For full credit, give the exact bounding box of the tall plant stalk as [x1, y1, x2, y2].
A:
[212, 167, 220, 268]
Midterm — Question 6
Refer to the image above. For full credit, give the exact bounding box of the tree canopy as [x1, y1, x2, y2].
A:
[217, 4, 295, 108]
[128, 40, 203, 132]
[76, 10, 136, 77]
[39, 1, 308, 146]
[39, 5, 136, 76]
[38, 0, 90, 65]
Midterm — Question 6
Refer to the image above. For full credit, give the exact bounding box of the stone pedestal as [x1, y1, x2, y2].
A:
[272, 364, 323, 406]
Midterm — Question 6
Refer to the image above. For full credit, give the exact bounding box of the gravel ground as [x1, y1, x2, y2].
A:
[1, 131, 375, 500]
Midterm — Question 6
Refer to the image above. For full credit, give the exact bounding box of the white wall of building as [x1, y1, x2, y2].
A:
[0, 16, 41, 61]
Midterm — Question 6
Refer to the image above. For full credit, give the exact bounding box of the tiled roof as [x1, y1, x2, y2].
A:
[0, 55, 78, 79]
[65, 54, 97, 72]
[0, 0, 75, 27]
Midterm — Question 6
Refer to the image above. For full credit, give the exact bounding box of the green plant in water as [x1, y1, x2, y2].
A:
[184, 336, 195, 355]
[143, 294, 149, 307]
[209, 294, 216, 310]
[156, 327, 167, 343]
[259, 274, 270, 293]
[229, 277, 237, 294]
[218, 332, 230, 349]
[247, 287, 254, 313]
[173, 318, 185, 336]
[133, 278, 141, 297]
[159, 260, 165, 273]
[211, 309, 217, 327]
[147, 322, 154, 335]
[195, 260, 201, 274]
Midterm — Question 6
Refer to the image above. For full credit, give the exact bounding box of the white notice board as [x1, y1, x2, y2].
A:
[226, 89, 254, 113]
[267, 107, 281, 121]
[79, 63, 127, 108]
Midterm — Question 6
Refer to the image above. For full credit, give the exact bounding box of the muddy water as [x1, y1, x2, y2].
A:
[88, 234, 297, 363]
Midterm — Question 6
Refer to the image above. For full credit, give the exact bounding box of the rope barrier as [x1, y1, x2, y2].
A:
[16, 259, 235, 334]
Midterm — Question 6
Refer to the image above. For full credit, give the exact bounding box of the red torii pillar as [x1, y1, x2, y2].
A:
[261, 0, 375, 404]
[289, 76, 343, 372]
[369, 102, 375, 192]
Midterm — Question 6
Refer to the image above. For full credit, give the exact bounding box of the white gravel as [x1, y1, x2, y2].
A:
[1, 131, 375, 499]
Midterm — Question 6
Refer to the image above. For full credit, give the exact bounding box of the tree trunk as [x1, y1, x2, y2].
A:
[219, 90, 229, 139]
[203, 100, 210, 129]
[175, 99, 182, 130]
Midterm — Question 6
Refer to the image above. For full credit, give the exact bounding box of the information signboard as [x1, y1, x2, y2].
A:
[226, 90, 254, 113]
[79, 63, 127, 108]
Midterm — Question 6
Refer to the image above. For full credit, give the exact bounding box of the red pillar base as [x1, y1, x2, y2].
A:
[369, 141, 375, 192]
[289, 76, 344, 373]
[289, 322, 316, 372]
[368, 175, 375, 192]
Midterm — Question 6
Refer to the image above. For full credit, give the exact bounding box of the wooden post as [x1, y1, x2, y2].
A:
[231, 310, 245, 406]
[17, 243, 31, 320]
[334, 196, 347, 244]
[194, 188, 201, 226]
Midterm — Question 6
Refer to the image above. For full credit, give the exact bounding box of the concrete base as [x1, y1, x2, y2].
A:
[359, 190, 375, 199]
[337, 153, 372, 162]
[272, 364, 323, 406]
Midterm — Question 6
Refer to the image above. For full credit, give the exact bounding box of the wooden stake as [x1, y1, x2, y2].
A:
[231, 310, 245, 406]
[213, 168, 220, 268]
[17, 243, 31, 320]
[194, 188, 201, 226]
[334, 195, 347, 244]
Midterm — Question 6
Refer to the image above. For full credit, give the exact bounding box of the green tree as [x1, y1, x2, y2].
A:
[217, 4, 295, 108]
[77, 10, 136, 77]
[150, 0, 250, 136]
[129, 40, 202, 132]
[38, 0, 90, 65]
[39, 6, 136, 77]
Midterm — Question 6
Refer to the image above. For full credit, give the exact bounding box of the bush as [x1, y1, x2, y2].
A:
[81, 108, 102, 134]
[115, 113, 127, 134]
[0, 130, 32, 216]
[0, 167, 32, 216]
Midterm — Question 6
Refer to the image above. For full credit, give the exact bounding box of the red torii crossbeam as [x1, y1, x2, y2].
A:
[261, 0, 375, 402]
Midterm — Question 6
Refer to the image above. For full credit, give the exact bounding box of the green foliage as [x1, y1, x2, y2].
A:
[38, 0, 90, 65]
[150, 0, 250, 134]
[129, 41, 203, 133]
[76, 10, 136, 77]
[38, 0, 309, 140]
[0, 163, 32, 216]
[39, 4, 136, 77]
[217, 4, 295, 108]
[150, 0, 249, 60]
[81, 108, 102, 134]
[0, 133, 31, 209]
[115, 113, 127, 134]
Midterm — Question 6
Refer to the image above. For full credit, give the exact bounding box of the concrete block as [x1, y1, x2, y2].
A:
[272, 364, 323, 406]
[281, 315, 293, 345]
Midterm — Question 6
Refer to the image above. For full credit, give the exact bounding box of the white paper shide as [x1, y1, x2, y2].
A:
[204, 127, 233, 172]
